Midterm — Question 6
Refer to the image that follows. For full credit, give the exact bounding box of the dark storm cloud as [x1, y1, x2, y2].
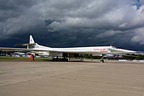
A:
[0, 0, 38, 21]
[0, 0, 144, 49]
[0, 0, 47, 38]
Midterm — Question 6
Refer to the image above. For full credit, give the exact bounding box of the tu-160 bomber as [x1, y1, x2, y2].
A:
[0, 35, 136, 61]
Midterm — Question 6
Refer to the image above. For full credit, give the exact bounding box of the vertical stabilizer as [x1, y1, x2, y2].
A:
[29, 35, 35, 44]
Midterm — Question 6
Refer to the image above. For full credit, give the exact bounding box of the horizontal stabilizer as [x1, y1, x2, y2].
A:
[15, 43, 36, 47]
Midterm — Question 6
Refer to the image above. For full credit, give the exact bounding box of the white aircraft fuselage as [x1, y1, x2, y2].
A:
[27, 35, 136, 57]
[0, 35, 136, 58]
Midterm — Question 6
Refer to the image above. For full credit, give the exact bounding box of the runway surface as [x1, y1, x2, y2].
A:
[0, 61, 144, 96]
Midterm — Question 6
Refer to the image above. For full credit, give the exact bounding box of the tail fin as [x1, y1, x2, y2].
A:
[27, 35, 49, 49]
[27, 35, 36, 49]
[16, 35, 37, 49]
[29, 35, 35, 44]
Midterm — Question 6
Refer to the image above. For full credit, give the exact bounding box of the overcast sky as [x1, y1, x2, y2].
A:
[0, 0, 144, 51]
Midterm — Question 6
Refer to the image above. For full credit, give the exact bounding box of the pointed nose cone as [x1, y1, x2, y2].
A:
[109, 46, 136, 54]
[114, 48, 136, 54]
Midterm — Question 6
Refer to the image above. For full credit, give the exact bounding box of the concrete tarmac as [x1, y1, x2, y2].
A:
[0, 61, 144, 96]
